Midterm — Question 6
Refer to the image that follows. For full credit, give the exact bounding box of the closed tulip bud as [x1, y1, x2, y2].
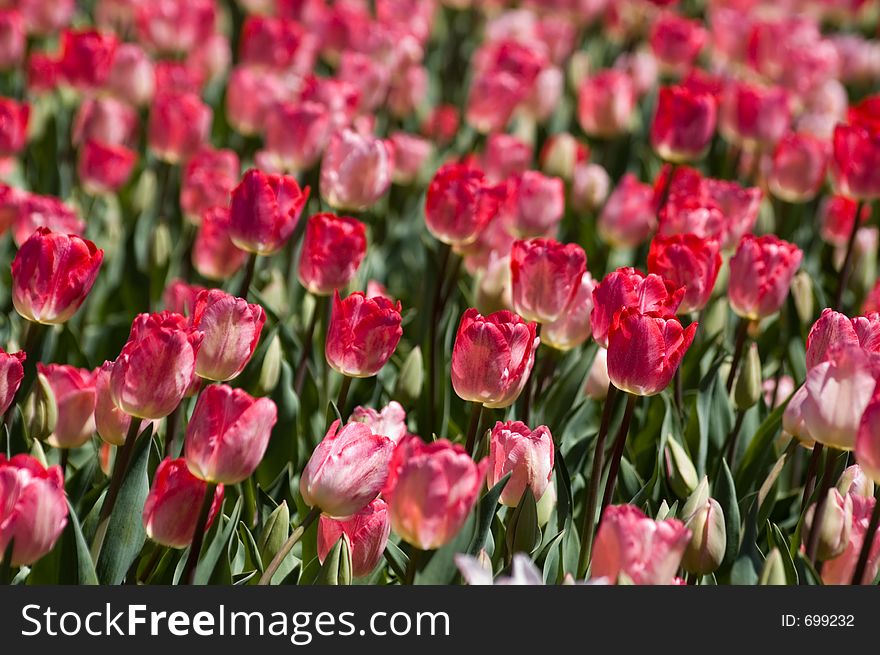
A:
[192, 207, 249, 281]
[790, 271, 814, 327]
[822, 495, 880, 585]
[36, 364, 96, 449]
[682, 476, 710, 520]
[142, 458, 224, 549]
[180, 147, 240, 225]
[804, 488, 853, 561]
[258, 334, 282, 396]
[584, 348, 610, 400]
[651, 86, 717, 163]
[838, 465, 874, 499]
[229, 169, 310, 256]
[451, 308, 539, 409]
[325, 291, 402, 379]
[831, 123, 880, 200]
[598, 174, 656, 248]
[301, 419, 395, 519]
[94, 361, 131, 446]
[383, 436, 487, 550]
[12, 228, 104, 325]
[0, 454, 68, 566]
[539, 133, 588, 182]
[184, 384, 276, 485]
[505, 488, 541, 556]
[189, 289, 266, 382]
[542, 272, 596, 351]
[509, 172, 566, 238]
[728, 235, 802, 320]
[258, 501, 289, 565]
[315, 534, 353, 585]
[110, 312, 204, 420]
[424, 163, 505, 247]
[536, 479, 556, 527]
[648, 234, 722, 314]
[78, 140, 137, 196]
[665, 438, 699, 498]
[571, 162, 611, 212]
[298, 213, 367, 296]
[510, 238, 587, 325]
[592, 505, 691, 585]
[759, 549, 787, 585]
[148, 91, 212, 164]
[0, 348, 25, 417]
[321, 129, 393, 212]
[768, 132, 830, 203]
[0, 11, 25, 71]
[393, 347, 423, 407]
[349, 402, 407, 444]
[27, 371, 57, 442]
[487, 421, 554, 507]
[150, 221, 172, 269]
[720, 81, 791, 150]
[318, 498, 390, 578]
[577, 69, 636, 138]
[734, 343, 762, 411]
[682, 498, 726, 575]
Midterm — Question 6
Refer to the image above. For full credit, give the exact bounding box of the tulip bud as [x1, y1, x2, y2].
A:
[734, 343, 762, 411]
[258, 334, 282, 396]
[180, 147, 240, 224]
[837, 465, 874, 499]
[651, 86, 717, 163]
[148, 91, 212, 164]
[682, 498, 726, 575]
[682, 476, 710, 521]
[506, 488, 541, 557]
[666, 438, 699, 498]
[150, 221, 172, 269]
[393, 347, 424, 407]
[759, 549, 787, 585]
[424, 162, 505, 247]
[536, 480, 556, 527]
[790, 271, 814, 327]
[258, 501, 290, 566]
[315, 535, 353, 586]
[317, 498, 390, 578]
[804, 488, 853, 561]
[27, 371, 57, 442]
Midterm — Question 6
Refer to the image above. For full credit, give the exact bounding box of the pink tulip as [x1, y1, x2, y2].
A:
[325, 291, 403, 379]
[728, 235, 802, 320]
[349, 401, 407, 443]
[542, 272, 597, 351]
[229, 168, 310, 256]
[822, 494, 880, 585]
[94, 361, 133, 446]
[510, 238, 587, 324]
[192, 207, 249, 281]
[37, 364, 96, 449]
[487, 420, 554, 506]
[318, 498, 391, 578]
[0, 348, 24, 417]
[320, 128, 393, 212]
[598, 174, 656, 248]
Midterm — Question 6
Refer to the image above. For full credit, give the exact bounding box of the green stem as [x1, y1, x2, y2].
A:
[404, 548, 422, 585]
[725, 318, 750, 394]
[834, 200, 863, 311]
[237, 253, 258, 299]
[182, 481, 219, 585]
[600, 393, 639, 514]
[805, 450, 836, 563]
[426, 243, 452, 436]
[336, 375, 352, 419]
[258, 506, 321, 585]
[294, 294, 325, 396]
[464, 401, 484, 456]
[851, 488, 880, 584]
[800, 443, 824, 515]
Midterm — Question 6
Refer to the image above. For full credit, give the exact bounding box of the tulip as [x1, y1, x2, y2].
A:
[801, 344, 878, 451]
[301, 419, 395, 519]
[607, 308, 698, 397]
[819, 196, 871, 248]
[337, 50, 391, 113]
[71, 96, 138, 149]
[26, 54, 59, 94]
[110, 312, 204, 420]
[782, 384, 813, 446]
[598, 174, 656, 248]
[298, 213, 367, 296]
[0, 10, 25, 71]
[822, 494, 880, 585]
[590, 267, 684, 348]
[572, 162, 611, 213]
[510, 238, 587, 325]
[806, 308, 880, 370]
[768, 132, 830, 203]
[57, 28, 118, 90]
[320, 129, 393, 212]
[16, 0, 74, 36]
[702, 178, 764, 250]
[239, 15, 317, 74]
[803, 488, 853, 561]
[451, 308, 539, 409]
[105, 43, 155, 106]
[188, 289, 266, 382]
[383, 436, 487, 550]
[466, 42, 543, 134]
[838, 464, 874, 499]
[94, 360, 133, 446]
[147, 91, 212, 164]
[577, 69, 636, 138]
[184, 384, 277, 485]
[647, 234, 722, 313]
[856, 391, 880, 484]
[542, 272, 597, 351]
[509, 171, 566, 238]
[591, 504, 691, 585]
[37, 364, 96, 449]
[78, 140, 137, 195]
[650, 86, 717, 163]
[649, 12, 706, 73]
[224, 65, 288, 137]
[540, 133, 589, 181]
[0, 454, 68, 566]
[228, 168, 310, 256]
[0, 348, 25, 417]
[262, 101, 331, 173]
[12, 228, 103, 325]
[386, 132, 432, 189]
[143, 458, 224, 549]
[681, 498, 726, 575]
[192, 207, 249, 281]
[424, 163, 505, 247]
[161, 279, 204, 318]
[349, 401, 408, 444]
[318, 498, 391, 578]
[135, 0, 216, 55]
[720, 80, 791, 150]
[831, 123, 880, 200]
[180, 147, 240, 224]
[421, 104, 459, 146]
[8, 192, 84, 247]
[584, 348, 611, 400]
[0, 97, 28, 157]
[487, 421, 554, 507]
[728, 235, 802, 320]
[325, 291, 403, 379]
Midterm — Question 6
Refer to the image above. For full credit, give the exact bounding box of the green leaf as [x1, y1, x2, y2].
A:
[383, 540, 409, 581]
[66, 498, 98, 585]
[192, 496, 243, 585]
[466, 472, 510, 556]
[766, 522, 798, 585]
[735, 399, 788, 493]
[715, 460, 742, 571]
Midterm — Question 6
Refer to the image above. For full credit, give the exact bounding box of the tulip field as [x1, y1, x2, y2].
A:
[1, 0, 880, 590]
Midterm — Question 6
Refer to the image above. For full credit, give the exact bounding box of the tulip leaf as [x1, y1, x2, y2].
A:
[383, 540, 409, 581]
[466, 472, 511, 556]
[715, 459, 742, 572]
[734, 399, 789, 493]
[66, 498, 98, 585]
[766, 521, 798, 585]
[192, 496, 243, 585]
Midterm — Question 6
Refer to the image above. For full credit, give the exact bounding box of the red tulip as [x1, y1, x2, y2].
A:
[147, 91, 212, 164]
[542, 271, 597, 351]
[720, 80, 791, 149]
[262, 101, 331, 173]
[240, 15, 317, 74]
[57, 29, 118, 90]
[94, 360, 134, 446]
[0, 348, 24, 418]
[598, 173, 656, 249]
[0, 10, 25, 71]
[11, 228, 103, 325]
[78, 139, 136, 195]
[26, 53, 58, 94]
[192, 207, 249, 281]
[318, 498, 391, 578]
[320, 128, 393, 212]
[728, 234, 802, 320]
[143, 458, 224, 549]
[481, 133, 532, 183]
[0, 454, 68, 566]
[180, 147, 240, 224]
[649, 12, 706, 74]
[389, 131, 432, 186]
[425, 162, 505, 246]
[508, 171, 565, 238]
[577, 69, 636, 138]
[8, 191, 83, 247]
[421, 104, 459, 146]
[135, 0, 216, 55]
[451, 308, 538, 408]
[806, 308, 880, 370]
[510, 238, 587, 324]
[831, 123, 880, 201]
[592, 504, 691, 584]
[184, 384, 277, 484]
[607, 308, 697, 396]
[189, 289, 266, 382]
[225, 65, 289, 137]
[298, 213, 367, 296]
[651, 85, 717, 163]
[0, 97, 28, 157]
[110, 311, 204, 419]
[819, 196, 871, 248]
[104, 43, 155, 106]
[647, 234, 722, 313]
[301, 419, 394, 518]
[37, 364, 96, 449]
[72, 96, 138, 149]
[162, 279, 205, 317]
[768, 132, 830, 203]
[325, 291, 403, 378]
[487, 421, 554, 507]
[383, 436, 487, 550]
[590, 267, 684, 348]
[229, 168, 310, 256]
